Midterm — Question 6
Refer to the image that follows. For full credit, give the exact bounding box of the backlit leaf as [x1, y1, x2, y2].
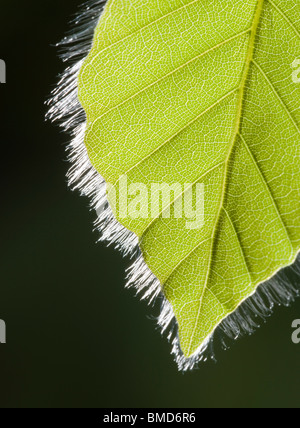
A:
[53, 0, 300, 369]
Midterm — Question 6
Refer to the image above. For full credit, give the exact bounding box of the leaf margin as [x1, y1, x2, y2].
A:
[47, 0, 300, 371]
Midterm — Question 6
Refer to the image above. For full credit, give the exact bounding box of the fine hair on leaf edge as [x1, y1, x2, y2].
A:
[47, 0, 300, 371]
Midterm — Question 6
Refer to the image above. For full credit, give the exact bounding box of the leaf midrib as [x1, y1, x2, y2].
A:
[185, 0, 265, 357]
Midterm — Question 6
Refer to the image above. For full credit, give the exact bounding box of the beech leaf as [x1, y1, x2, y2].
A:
[50, 0, 300, 370]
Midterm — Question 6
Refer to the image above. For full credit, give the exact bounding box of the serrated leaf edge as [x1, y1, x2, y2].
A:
[47, 0, 300, 371]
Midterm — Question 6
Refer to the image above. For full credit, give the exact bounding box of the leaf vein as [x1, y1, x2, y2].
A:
[141, 161, 225, 237]
[252, 59, 300, 137]
[266, 0, 300, 38]
[238, 132, 294, 256]
[222, 206, 252, 283]
[112, 88, 238, 188]
[90, 29, 250, 124]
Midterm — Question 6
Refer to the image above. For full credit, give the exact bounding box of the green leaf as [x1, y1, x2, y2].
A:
[78, 0, 300, 363]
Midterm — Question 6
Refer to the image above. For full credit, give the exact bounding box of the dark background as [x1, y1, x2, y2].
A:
[0, 0, 300, 409]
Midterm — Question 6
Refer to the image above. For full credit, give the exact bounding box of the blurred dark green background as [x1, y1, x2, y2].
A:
[0, 0, 300, 409]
